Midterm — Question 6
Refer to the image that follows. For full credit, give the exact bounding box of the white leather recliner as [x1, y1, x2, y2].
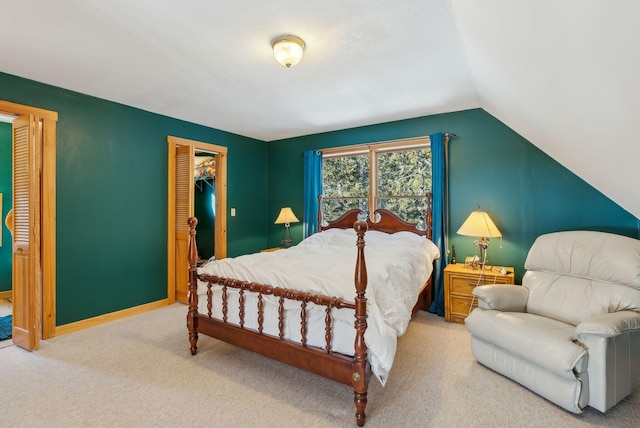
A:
[465, 230, 640, 413]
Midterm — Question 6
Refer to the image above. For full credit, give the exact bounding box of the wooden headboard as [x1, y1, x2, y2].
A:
[318, 193, 433, 240]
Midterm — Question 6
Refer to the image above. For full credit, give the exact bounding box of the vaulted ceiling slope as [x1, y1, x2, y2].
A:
[0, 1, 638, 218]
[452, 1, 640, 219]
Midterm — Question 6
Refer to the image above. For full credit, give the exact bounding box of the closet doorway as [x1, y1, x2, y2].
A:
[0, 100, 57, 351]
[167, 136, 227, 304]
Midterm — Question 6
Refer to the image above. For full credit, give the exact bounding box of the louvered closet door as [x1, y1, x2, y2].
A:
[175, 145, 195, 303]
[12, 114, 41, 350]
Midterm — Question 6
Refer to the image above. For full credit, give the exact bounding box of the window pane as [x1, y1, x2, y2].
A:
[320, 141, 432, 228]
[321, 198, 369, 224]
[377, 149, 431, 197]
[322, 155, 369, 198]
[377, 197, 427, 230]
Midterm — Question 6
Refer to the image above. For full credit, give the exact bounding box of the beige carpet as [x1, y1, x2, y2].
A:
[0, 298, 11, 317]
[1, 303, 638, 427]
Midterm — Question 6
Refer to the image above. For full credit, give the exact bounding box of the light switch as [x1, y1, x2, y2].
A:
[231, 208, 236, 217]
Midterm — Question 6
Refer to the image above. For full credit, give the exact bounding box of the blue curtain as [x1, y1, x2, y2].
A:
[303, 150, 323, 238]
[428, 133, 448, 316]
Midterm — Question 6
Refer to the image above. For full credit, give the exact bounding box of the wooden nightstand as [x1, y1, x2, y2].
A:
[444, 264, 515, 323]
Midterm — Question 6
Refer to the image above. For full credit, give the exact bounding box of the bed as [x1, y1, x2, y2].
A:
[186, 195, 438, 426]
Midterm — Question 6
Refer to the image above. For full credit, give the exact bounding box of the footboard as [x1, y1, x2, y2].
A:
[186, 217, 371, 426]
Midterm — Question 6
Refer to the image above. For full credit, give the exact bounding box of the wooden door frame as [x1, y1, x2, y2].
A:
[0, 100, 57, 341]
[167, 136, 227, 304]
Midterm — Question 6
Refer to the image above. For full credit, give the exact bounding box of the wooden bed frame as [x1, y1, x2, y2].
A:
[187, 194, 433, 426]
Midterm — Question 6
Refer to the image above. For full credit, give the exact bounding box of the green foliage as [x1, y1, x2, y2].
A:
[322, 198, 369, 224]
[378, 149, 431, 196]
[323, 155, 369, 198]
[376, 198, 428, 230]
[322, 148, 432, 229]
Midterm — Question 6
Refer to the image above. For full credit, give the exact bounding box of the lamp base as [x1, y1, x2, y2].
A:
[280, 225, 293, 248]
[468, 239, 494, 270]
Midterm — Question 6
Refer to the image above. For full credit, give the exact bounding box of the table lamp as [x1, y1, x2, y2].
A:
[457, 208, 502, 269]
[275, 207, 300, 247]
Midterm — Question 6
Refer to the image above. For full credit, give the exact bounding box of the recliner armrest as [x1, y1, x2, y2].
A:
[472, 284, 529, 312]
[576, 311, 640, 337]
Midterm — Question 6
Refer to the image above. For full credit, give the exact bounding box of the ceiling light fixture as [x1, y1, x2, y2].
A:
[271, 35, 305, 68]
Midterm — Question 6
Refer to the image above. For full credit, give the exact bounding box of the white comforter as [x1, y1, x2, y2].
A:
[197, 228, 440, 385]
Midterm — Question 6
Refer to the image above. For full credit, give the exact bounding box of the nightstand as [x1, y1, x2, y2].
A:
[444, 264, 515, 323]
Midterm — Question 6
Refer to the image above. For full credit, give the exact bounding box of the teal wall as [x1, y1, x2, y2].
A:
[0, 122, 11, 292]
[0, 71, 268, 325]
[266, 109, 639, 283]
[2, 68, 638, 324]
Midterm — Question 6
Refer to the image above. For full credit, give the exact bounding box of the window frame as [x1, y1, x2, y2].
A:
[321, 137, 431, 222]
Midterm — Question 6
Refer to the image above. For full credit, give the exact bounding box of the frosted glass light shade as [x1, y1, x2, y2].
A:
[457, 210, 502, 238]
[272, 35, 305, 68]
[275, 207, 300, 225]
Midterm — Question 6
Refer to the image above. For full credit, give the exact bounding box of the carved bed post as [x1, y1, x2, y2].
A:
[353, 220, 369, 427]
[187, 217, 199, 355]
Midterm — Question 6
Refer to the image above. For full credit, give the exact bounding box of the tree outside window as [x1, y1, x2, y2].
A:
[321, 138, 432, 229]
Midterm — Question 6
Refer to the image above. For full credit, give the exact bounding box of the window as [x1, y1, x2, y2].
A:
[321, 138, 432, 229]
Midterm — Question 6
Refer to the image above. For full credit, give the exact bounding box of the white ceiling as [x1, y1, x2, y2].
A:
[0, 1, 638, 218]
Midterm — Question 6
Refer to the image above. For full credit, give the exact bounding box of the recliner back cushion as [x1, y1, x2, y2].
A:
[523, 271, 640, 325]
[525, 231, 640, 289]
[523, 231, 640, 325]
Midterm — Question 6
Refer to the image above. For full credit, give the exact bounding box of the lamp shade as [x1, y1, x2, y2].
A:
[271, 35, 305, 68]
[457, 210, 502, 238]
[274, 207, 300, 225]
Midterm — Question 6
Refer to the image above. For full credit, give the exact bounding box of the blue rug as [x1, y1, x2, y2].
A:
[0, 315, 11, 340]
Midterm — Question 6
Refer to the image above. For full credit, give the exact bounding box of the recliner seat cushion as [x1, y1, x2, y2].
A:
[465, 309, 588, 380]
